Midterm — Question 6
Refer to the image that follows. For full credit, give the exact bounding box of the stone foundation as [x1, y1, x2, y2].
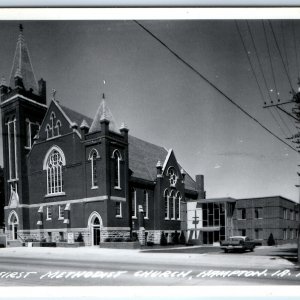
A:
[14, 229, 187, 246]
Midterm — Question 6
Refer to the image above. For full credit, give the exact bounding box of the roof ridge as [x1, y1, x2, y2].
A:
[128, 134, 167, 151]
[59, 104, 93, 123]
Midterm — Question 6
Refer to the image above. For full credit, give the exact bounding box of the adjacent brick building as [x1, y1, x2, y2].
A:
[187, 196, 300, 245]
[0, 26, 205, 246]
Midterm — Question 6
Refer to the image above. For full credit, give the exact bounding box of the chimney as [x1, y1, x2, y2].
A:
[196, 174, 205, 199]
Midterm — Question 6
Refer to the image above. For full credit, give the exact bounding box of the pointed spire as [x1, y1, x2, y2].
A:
[80, 119, 90, 129]
[89, 92, 118, 133]
[9, 24, 38, 93]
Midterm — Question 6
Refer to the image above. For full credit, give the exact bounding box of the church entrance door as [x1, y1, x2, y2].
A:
[92, 217, 101, 246]
[8, 211, 19, 240]
[88, 212, 102, 246]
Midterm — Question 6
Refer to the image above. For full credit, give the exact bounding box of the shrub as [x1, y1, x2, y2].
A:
[75, 233, 84, 242]
[104, 238, 111, 242]
[160, 231, 167, 246]
[114, 237, 124, 242]
[267, 233, 275, 246]
[132, 232, 138, 241]
[147, 241, 154, 246]
[179, 231, 186, 245]
[172, 230, 179, 244]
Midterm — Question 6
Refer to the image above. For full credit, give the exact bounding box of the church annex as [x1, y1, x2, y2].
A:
[0, 26, 205, 246]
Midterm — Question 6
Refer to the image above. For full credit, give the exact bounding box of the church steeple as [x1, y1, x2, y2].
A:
[9, 24, 38, 94]
[89, 93, 118, 133]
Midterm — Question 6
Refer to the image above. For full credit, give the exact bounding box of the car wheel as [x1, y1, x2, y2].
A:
[250, 247, 254, 252]
[224, 249, 228, 253]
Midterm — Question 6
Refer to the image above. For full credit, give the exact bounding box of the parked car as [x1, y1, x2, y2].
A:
[220, 236, 256, 253]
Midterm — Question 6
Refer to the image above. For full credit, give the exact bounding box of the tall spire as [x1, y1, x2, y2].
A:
[9, 24, 38, 93]
[89, 93, 118, 133]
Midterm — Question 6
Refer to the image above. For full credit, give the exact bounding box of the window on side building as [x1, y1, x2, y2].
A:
[254, 229, 263, 240]
[239, 229, 246, 236]
[238, 208, 246, 220]
[254, 207, 263, 219]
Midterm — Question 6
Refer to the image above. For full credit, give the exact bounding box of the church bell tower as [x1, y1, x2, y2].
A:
[0, 25, 47, 237]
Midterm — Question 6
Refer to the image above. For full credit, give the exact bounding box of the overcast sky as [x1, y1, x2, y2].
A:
[0, 20, 299, 201]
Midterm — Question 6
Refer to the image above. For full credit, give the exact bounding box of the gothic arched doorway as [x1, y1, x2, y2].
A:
[8, 211, 19, 240]
[88, 212, 102, 246]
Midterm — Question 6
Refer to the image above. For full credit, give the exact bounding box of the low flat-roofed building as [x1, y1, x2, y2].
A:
[187, 196, 300, 245]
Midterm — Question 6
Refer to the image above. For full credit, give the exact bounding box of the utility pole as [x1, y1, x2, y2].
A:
[263, 86, 300, 262]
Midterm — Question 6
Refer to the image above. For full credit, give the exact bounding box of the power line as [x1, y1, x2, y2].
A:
[242, 21, 293, 139]
[235, 21, 267, 105]
[274, 108, 293, 137]
[292, 20, 300, 81]
[269, 20, 295, 93]
[134, 20, 297, 153]
[245, 21, 273, 104]
[262, 21, 280, 101]
[281, 21, 290, 80]
[269, 108, 290, 138]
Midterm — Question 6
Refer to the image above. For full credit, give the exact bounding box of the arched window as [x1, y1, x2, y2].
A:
[167, 167, 178, 187]
[176, 191, 181, 220]
[112, 149, 122, 189]
[55, 120, 62, 136]
[43, 146, 66, 195]
[143, 190, 148, 219]
[131, 188, 136, 218]
[164, 189, 169, 219]
[89, 149, 99, 189]
[169, 190, 175, 219]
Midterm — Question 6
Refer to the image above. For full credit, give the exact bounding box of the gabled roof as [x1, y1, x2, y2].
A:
[9, 25, 38, 94]
[59, 104, 93, 127]
[128, 135, 197, 191]
[89, 98, 118, 133]
[128, 135, 167, 181]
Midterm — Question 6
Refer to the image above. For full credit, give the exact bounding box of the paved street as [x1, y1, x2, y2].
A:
[0, 245, 299, 285]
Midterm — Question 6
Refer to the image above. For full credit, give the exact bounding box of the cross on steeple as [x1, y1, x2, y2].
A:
[51, 88, 57, 101]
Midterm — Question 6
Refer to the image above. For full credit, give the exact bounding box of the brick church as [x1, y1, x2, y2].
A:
[0, 26, 205, 246]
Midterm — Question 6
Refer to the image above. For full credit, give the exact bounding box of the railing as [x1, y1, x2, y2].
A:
[17, 233, 25, 242]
